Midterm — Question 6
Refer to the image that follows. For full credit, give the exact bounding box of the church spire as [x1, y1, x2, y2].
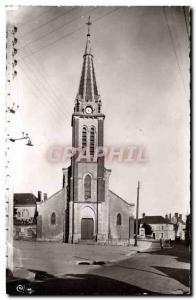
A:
[75, 16, 102, 114]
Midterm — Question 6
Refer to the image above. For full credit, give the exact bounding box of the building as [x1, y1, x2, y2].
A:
[139, 214, 175, 240]
[37, 20, 135, 245]
[166, 213, 186, 240]
[13, 193, 38, 240]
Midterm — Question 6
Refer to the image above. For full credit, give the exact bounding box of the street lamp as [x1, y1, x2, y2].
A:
[26, 139, 33, 146]
[6, 103, 19, 114]
[9, 132, 34, 146]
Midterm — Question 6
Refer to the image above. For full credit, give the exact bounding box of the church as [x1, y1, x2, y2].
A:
[37, 19, 135, 245]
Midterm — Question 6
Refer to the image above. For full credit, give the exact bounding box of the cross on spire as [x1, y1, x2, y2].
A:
[86, 16, 92, 37]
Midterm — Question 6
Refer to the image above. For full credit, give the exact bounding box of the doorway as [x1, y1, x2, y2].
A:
[81, 218, 94, 240]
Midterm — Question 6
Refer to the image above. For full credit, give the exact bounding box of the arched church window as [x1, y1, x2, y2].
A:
[82, 126, 87, 154]
[51, 212, 56, 225]
[84, 174, 91, 200]
[117, 213, 122, 226]
[90, 127, 95, 156]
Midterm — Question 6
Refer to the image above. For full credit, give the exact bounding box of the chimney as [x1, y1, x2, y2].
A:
[38, 191, 42, 202]
[142, 213, 145, 218]
[165, 214, 168, 219]
[169, 213, 171, 220]
[43, 193, 47, 201]
[175, 212, 178, 219]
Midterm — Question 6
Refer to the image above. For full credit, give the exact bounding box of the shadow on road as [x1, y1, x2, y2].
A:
[7, 269, 157, 296]
[153, 266, 190, 288]
[144, 244, 190, 263]
[114, 264, 169, 279]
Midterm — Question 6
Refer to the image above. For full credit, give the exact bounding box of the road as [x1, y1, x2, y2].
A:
[89, 243, 190, 295]
[7, 242, 190, 295]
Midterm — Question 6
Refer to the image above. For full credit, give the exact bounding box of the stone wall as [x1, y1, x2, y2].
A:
[37, 189, 66, 242]
[109, 190, 135, 242]
[14, 225, 36, 240]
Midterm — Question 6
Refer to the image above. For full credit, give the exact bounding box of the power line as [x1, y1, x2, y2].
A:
[15, 65, 47, 118]
[16, 7, 121, 125]
[18, 32, 72, 121]
[18, 7, 96, 52]
[94, 7, 120, 23]
[25, 56, 68, 116]
[182, 7, 190, 38]
[18, 64, 57, 119]
[23, 60, 66, 121]
[18, 7, 52, 26]
[18, 7, 120, 62]
[18, 62, 63, 122]
[20, 7, 75, 39]
[24, 58, 70, 121]
[163, 7, 188, 99]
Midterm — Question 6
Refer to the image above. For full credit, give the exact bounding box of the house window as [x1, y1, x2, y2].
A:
[90, 127, 95, 156]
[117, 213, 122, 226]
[84, 174, 91, 200]
[51, 212, 56, 225]
[82, 126, 87, 154]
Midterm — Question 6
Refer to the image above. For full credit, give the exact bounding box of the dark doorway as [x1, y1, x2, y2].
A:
[153, 233, 155, 239]
[81, 218, 94, 240]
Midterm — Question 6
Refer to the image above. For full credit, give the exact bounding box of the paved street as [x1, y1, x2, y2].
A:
[8, 241, 190, 295]
[90, 243, 190, 295]
[13, 240, 151, 274]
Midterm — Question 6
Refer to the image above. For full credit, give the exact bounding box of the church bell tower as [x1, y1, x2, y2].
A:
[68, 17, 108, 243]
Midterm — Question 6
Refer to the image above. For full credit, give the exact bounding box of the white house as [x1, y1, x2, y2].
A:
[14, 193, 38, 240]
[139, 214, 175, 240]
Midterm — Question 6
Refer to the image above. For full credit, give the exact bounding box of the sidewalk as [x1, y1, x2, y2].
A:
[12, 240, 152, 278]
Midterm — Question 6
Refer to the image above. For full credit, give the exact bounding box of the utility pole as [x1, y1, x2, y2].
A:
[134, 181, 140, 247]
[6, 24, 18, 274]
[6, 25, 34, 275]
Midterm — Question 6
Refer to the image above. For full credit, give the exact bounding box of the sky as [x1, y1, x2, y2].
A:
[6, 6, 190, 218]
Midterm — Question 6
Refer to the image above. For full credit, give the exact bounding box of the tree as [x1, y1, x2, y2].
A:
[185, 214, 191, 246]
[142, 222, 153, 236]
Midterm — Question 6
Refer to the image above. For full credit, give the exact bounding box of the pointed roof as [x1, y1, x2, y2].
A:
[139, 216, 174, 225]
[14, 193, 37, 205]
[77, 19, 99, 102]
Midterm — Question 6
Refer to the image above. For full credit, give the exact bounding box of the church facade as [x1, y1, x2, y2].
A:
[37, 22, 135, 245]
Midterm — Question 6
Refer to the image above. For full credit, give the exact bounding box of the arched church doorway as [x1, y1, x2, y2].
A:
[81, 218, 94, 240]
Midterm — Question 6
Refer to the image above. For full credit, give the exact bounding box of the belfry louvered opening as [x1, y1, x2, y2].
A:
[90, 127, 95, 156]
[82, 126, 87, 155]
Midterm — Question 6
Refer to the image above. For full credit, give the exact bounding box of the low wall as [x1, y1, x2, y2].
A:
[14, 225, 36, 241]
